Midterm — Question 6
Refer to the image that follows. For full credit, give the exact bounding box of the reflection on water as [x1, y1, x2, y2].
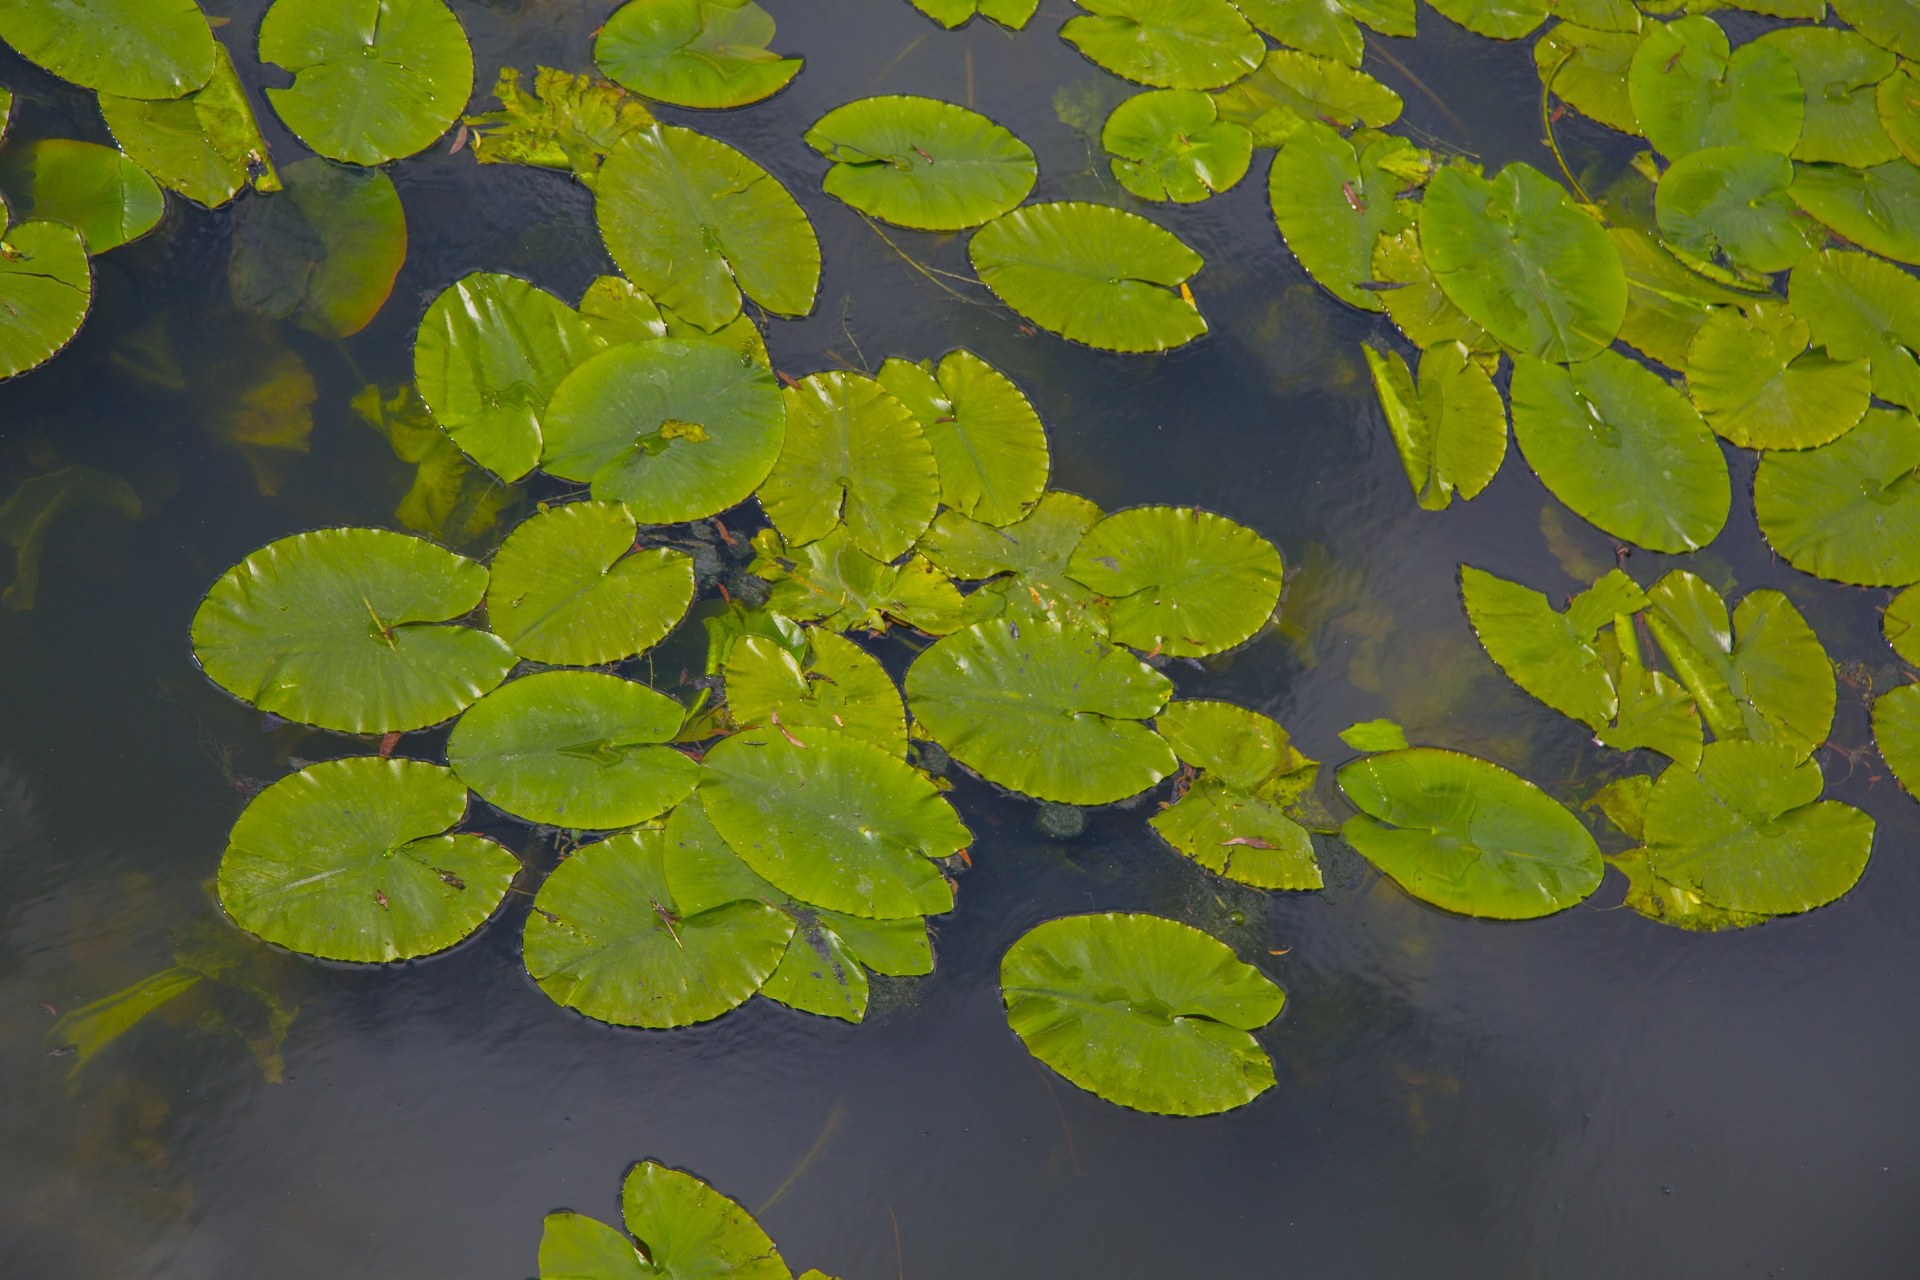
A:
[2, 0, 1919, 1277]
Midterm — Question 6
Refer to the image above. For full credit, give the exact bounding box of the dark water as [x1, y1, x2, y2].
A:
[2, 2, 1916, 1277]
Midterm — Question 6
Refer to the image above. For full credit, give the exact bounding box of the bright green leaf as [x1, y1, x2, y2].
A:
[1628, 16, 1802, 159]
[1066, 505, 1283, 657]
[1788, 249, 1920, 413]
[0, 221, 91, 381]
[805, 96, 1036, 230]
[99, 41, 277, 208]
[1363, 340, 1506, 510]
[1655, 145, 1821, 275]
[595, 0, 801, 110]
[724, 630, 907, 756]
[0, 0, 215, 99]
[1754, 407, 1920, 585]
[1684, 301, 1870, 449]
[1270, 124, 1415, 311]
[1103, 88, 1251, 202]
[1061, 0, 1267, 90]
[1790, 158, 1920, 266]
[1755, 26, 1898, 167]
[748, 526, 965, 635]
[876, 349, 1049, 527]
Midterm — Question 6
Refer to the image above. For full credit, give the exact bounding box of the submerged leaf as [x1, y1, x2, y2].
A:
[1628, 16, 1802, 159]
[748, 526, 965, 636]
[0, 221, 92, 380]
[46, 967, 203, 1077]
[1103, 89, 1251, 202]
[877, 349, 1049, 527]
[595, 0, 801, 110]
[350, 383, 520, 547]
[806, 96, 1036, 231]
[1684, 301, 1870, 449]
[462, 66, 654, 185]
[0, 465, 140, 611]
[1787, 249, 1920, 413]
[1061, 0, 1267, 91]
[1270, 124, 1415, 311]
[229, 158, 406, 339]
[101, 41, 278, 207]
[1754, 407, 1920, 586]
[1066, 505, 1284, 657]
[1362, 340, 1506, 511]
[197, 319, 316, 496]
[0, 0, 215, 98]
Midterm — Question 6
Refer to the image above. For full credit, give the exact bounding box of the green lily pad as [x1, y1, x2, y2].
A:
[228, 158, 406, 339]
[968, 201, 1208, 353]
[100, 41, 278, 208]
[1214, 48, 1403, 138]
[1879, 63, 1920, 167]
[724, 630, 906, 756]
[523, 828, 792, 1028]
[1788, 249, 1920, 413]
[805, 96, 1036, 231]
[259, 0, 473, 166]
[1230, 0, 1413, 67]
[448, 671, 699, 829]
[596, 124, 820, 332]
[1156, 699, 1316, 795]
[1536, 22, 1641, 136]
[624, 1163, 791, 1280]
[1756, 26, 1898, 168]
[1370, 228, 1497, 359]
[1684, 301, 1870, 450]
[463, 66, 655, 187]
[0, 0, 215, 99]
[1102, 89, 1251, 202]
[1611, 226, 1769, 370]
[537, 1212, 650, 1280]
[413, 273, 607, 482]
[1001, 912, 1283, 1115]
[485, 501, 694, 667]
[1655, 146, 1821, 275]
[191, 527, 515, 733]
[0, 140, 158, 255]
[1834, 0, 1920, 58]
[350, 383, 520, 549]
[1643, 741, 1874, 915]
[1643, 569, 1836, 755]
[762, 907, 931, 1023]
[1887, 586, 1920, 664]
[1628, 17, 1802, 159]
[1790, 159, 1920, 266]
[748, 527, 965, 635]
[917, 490, 1104, 628]
[219, 757, 516, 963]
[905, 616, 1176, 804]
[0, 221, 91, 381]
[1066, 505, 1284, 657]
[1421, 162, 1627, 362]
[758, 372, 939, 562]
[542, 337, 786, 522]
[1338, 748, 1603, 918]
[908, 0, 1039, 27]
[1362, 340, 1507, 511]
[698, 729, 966, 918]
[596, 0, 800, 110]
[1874, 683, 1920, 793]
[876, 350, 1049, 527]
[1061, 0, 1266, 90]
[1609, 847, 1768, 932]
[1510, 350, 1730, 553]
[1270, 124, 1416, 312]
[1424, 0, 1548, 39]
[1151, 777, 1321, 888]
[1754, 407, 1920, 586]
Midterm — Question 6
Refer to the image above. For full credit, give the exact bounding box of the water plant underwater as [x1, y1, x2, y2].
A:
[1, 0, 1915, 1194]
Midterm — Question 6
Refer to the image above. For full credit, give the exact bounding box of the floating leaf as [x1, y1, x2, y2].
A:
[1102, 89, 1251, 202]
[1510, 351, 1730, 553]
[1610, 847, 1767, 931]
[219, 757, 516, 963]
[542, 337, 786, 522]
[229, 157, 406, 339]
[1655, 146, 1822, 275]
[1061, 0, 1266, 91]
[917, 491, 1104, 627]
[0, 221, 91, 380]
[0, 465, 140, 611]
[762, 907, 930, 1022]
[413, 273, 608, 483]
[908, 0, 1039, 28]
[1628, 16, 1802, 159]
[1362, 340, 1507, 511]
[876, 350, 1049, 527]
[1878, 64, 1920, 169]
[1874, 683, 1920, 793]
[0, 140, 157, 256]
[698, 729, 966, 918]
[1001, 912, 1283, 1115]
[350, 383, 520, 547]
[1152, 777, 1321, 888]
[1338, 748, 1603, 918]
[0, 0, 215, 98]
[1788, 249, 1920, 413]
[259, 0, 473, 165]
[1270, 124, 1415, 311]
[1369, 228, 1496, 358]
[1339, 718, 1408, 751]
[905, 616, 1177, 804]
[523, 827, 792, 1027]
[595, 0, 801, 110]
[597, 124, 820, 331]
[724, 630, 906, 756]
[758, 372, 939, 562]
[100, 41, 278, 208]
[805, 96, 1036, 231]
[702, 601, 807, 676]
[748, 526, 965, 635]
[1790, 159, 1920, 266]
[463, 66, 654, 187]
[1610, 226, 1764, 370]
[623, 1163, 791, 1280]
[1684, 301, 1870, 449]
[537, 1213, 649, 1280]
[191, 528, 515, 733]
[1424, 0, 1549, 39]
[1756, 26, 1898, 167]
[1833, 0, 1920, 59]
[1536, 22, 1641, 136]
[1420, 162, 1626, 362]
[1066, 505, 1284, 657]
[1230, 0, 1413, 67]
[1754, 407, 1920, 586]
[968, 201, 1208, 353]
[485, 501, 693, 667]
[1156, 699, 1315, 795]
[1643, 741, 1874, 916]
[1887, 586, 1920, 664]
[1216, 48, 1402, 141]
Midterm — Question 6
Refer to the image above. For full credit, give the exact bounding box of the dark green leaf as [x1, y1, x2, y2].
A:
[229, 158, 406, 339]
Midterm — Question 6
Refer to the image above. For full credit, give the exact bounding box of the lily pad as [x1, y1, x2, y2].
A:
[1754, 407, 1920, 586]
[1339, 719, 1408, 751]
[485, 501, 694, 667]
[748, 527, 965, 635]
[876, 350, 1049, 527]
[259, 0, 473, 166]
[523, 828, 792, 1027]
[1834, 0, 1920, 59]
[1270, 124, 1416, 312]
[413, 273, 608, 482]
[1874, 683, 1920, 793]
[1788, 249, 1920, 413]
[1656, 146, 1822, 275]
[1879, 64, 1920, 166]
[190, 527, 515, 733]
[758, 372, 939, 562]
[462, 66, 655, 187]
[1156, 699, 1316, 795]
[1420, 162, 1626, 363]
[724, 630, 906, 756]
[1370, 228, 1497, 359]
[905, 616, 1177, 804]
[1362, 340, 1507, 511]
[541, 337, 786, 523]
[1151, 777, 1321, 888]
[1536, 22, 1641, 136]
[596, 124, 820, 332]
[1611, 226, 1769, 370]
[1424, 0, 1548, 39]
[596, 0, 801, 110]
[229, 158, 406, 339]
[909, 0, 1040, 27]
[623, 1163, 791, 1280]
[917, 490, 1104, 627]
[1103, 89, 1251, 202]
[1756, 27, 1898, 168]
[1338, 748, 1603, 918]
[698, 729, 966, 918]
[1066, 505, 1284, 657]
[536, 1213, 649, 1280]
[0, 221, 91, 380]
[219, 757, 516, 963]
[1790, 159, 1920, 266]
[1060, 0, 1266, 91]
[1643, 741, 1874, 915]
[762, 907, 931, 1022]
[1887, 586, 1920, 664]
[448, 671, 699, 829]
[968, 201, 1208, 353]
[1684, 301, 1870, 449]
[1510, 350, 1730, 553]
[0, 140, 154, 256]
[1214, 48, 1402, 138]
[805, 96, 1036, 231]
[100, 41, 278, 208]
[1230, 0, 1413, 67]
[0, 0, 215, 99]
[1000, 912, 1284, 1115]
[1628, 16, 1803, 159]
